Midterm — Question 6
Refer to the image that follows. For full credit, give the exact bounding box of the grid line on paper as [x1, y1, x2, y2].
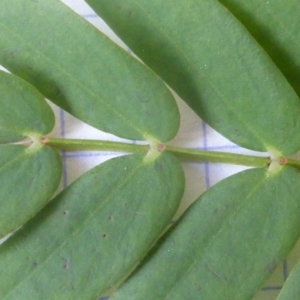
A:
[82, 14, 98, 19]
[261, 286, 282, 291]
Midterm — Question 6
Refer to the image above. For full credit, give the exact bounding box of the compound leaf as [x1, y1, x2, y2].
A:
[0, 153, 184, 299]
[0, 0, 179, 143]
[111, 166, 300, 300]
[86, 0, 300, 155]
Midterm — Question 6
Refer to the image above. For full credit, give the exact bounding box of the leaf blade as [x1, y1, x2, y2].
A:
[0, 0, 179, 142]
[0, 144, 62, 237]
[86, 0, 300, 155]
[0, 71, 54, 144]
[218, 0, 300, 98]
[110, 166, 300, 300]
[0, 153, 184, 299]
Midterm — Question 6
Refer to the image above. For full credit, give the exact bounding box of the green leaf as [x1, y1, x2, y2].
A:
[110, 166, 300, 300]
[277, 260, 300, 299]
[86, 0, 300, 155]
[0, 70, 54, 144]
[218, 0, 300, 98]
[0, 153, 184, 299]
[0, 0, 180, 143]
[0, 144, 62, 238]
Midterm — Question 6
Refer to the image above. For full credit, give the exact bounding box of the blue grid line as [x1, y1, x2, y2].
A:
[261, 286, 282, 291]
[82, 14, 98, 19]
[204, 144, 240, 151]
[65, 151, 121, 158]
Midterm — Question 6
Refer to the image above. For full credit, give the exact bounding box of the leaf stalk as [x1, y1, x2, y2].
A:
[165, 145, 270, 168]
[42, 137, 149, 155]
[43, 137, 272, 168]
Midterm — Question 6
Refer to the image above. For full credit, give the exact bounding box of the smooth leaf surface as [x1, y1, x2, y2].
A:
[87, 0, 300, 155]
[111, 166, 300, 300]
[277, 260, 300, 300]
[218, 0, 300, 97]
[0, 153, 184, 299]
[0, 144, 62, 238]
[0, 70, 61, 237]
[0, 0, 180, 143]
[0, 70, 54, 144]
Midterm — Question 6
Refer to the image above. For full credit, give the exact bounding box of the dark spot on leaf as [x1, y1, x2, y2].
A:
[36, 164, 42, 173]
[103, 233, 107, 238]
[55, 89, 61, 97]
[124, 203, 128, 207]
[63, 210, 68, 215]
[9, 49, 17, 57]
[63, 258, 69, 269]
[206, 264, 220, 279]
[108, 216, 113, 221]
[194, 282, 201, 291]
[214, 208, 219, 214]
[33, 261, 38, 267]
[155, 161, 164, 171]
[28, 177, 35, 186]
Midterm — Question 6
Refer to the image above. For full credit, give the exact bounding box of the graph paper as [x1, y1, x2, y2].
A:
[3, 0, 300, 299]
